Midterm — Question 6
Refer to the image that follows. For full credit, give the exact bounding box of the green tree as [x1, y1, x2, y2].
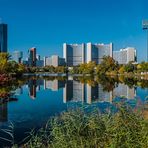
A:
[97, 56, 118, 74]
[124, 62, 135, 72]
[0, 53, 10, 74]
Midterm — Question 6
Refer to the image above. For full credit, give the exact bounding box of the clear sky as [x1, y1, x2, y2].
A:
[0, 0, 148, 62]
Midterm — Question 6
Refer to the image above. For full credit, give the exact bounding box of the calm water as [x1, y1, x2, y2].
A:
[0, 76, 148, 146]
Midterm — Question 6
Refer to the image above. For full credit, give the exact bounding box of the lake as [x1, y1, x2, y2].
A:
[0, 76, 148, 146]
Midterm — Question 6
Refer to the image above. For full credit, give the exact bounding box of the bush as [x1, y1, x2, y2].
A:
[23, 104, 148, 148]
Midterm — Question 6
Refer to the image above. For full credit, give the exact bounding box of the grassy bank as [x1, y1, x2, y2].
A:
[18, 103, 148, 148]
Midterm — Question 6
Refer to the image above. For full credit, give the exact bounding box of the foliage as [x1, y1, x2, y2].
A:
[0, 53, 10, 74]
[99, 56, 118, 74]
[0, 53, 26, 75]
[124, 62, 135, 73]
[137, 62, 148, 72]
[23, 104, 148, 148]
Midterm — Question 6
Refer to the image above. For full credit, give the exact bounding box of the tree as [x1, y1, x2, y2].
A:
[124, 62, 134, 72]
[97, 56, 118, 74]
[0, 53, 10, 74]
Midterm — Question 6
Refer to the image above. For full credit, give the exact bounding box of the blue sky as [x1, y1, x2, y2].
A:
[0, 0, 148, 61]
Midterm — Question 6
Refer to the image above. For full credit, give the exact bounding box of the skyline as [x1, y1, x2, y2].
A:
[0, 0, 148, 62]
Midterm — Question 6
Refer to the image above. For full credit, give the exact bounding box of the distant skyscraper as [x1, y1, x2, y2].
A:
[12, 51, 23, 63]
[0, 23, 7, 52]
[44, 55, 65, 67]
[36, 54, 44, 67]
[113, 47, 136, 64]
[87, 43, 113, 64]
[29, 47, 36, 67]
[36, 54, 40, 61]
[63, 43, 85, 66]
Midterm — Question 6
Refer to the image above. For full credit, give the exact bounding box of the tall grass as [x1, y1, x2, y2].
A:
[22, 104, 148, 148]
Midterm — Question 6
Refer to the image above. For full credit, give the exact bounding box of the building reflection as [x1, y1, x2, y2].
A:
[113, 84, 136, 99]
[63, 80, 136, 104]
[0, 78, 138, 124]
[15, 78, 136, 103]
[0, 103, 8, 123]
[44, 79, 65, 91]
[14, 87, 23, 95]
[28, 79, 65, 99]
[28, 79, 37, 99]
[63, 80, 84, 103]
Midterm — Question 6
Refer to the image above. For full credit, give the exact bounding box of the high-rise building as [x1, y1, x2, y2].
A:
[0, 23, 7, 53]
[36, 54, 40, 61]
[28, 47, 36, 67]
[44, 55, 65, 67]
[63, 43, 113, 66]
[113, 47, 136, 64]
[63, 43, 85, 66]
[12, 51, 23, 63]
[36, 54, 44, 67]
[87, 43, 113, 64]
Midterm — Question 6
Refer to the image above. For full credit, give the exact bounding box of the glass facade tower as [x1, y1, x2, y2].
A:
[0, 23, 7, 53]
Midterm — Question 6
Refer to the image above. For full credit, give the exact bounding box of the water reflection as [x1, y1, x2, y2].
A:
[0, 103, 7, 123]
[0, 76, 147, 146]
[10, 78, 136, 104]
[63, 79, 136, 104]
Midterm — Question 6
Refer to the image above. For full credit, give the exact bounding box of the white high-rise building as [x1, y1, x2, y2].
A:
[87, 43, 113, 64]
[63, 43, 85, 66]
[63, 43, 113, 66]
[113, 47, 136, 64]
[44, 55, 65, 67]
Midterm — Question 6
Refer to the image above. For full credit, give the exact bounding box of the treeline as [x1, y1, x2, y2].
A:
[0, 53, 148, 75]
[0, 53, 26, 75]
[24, 56, 148, 75]
[70, 56, 148, 75]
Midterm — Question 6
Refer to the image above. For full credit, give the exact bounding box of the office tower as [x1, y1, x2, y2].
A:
[36, 54, 40, 61]
[87, 43, 113, 64]
[12, 51, 23, 63]
[63, 43, 85, 66]
[44, 55, 65, 67]
[0, 23, 7, 52]
[28, 47, 36, 66]
[113, 47, 136, 64]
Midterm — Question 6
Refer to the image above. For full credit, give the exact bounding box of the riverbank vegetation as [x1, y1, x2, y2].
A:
[0, 53, 26, 85]
[0, 53, 148, 76]
[26, 56, 148, 77]
[15, 103, 148, 148]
